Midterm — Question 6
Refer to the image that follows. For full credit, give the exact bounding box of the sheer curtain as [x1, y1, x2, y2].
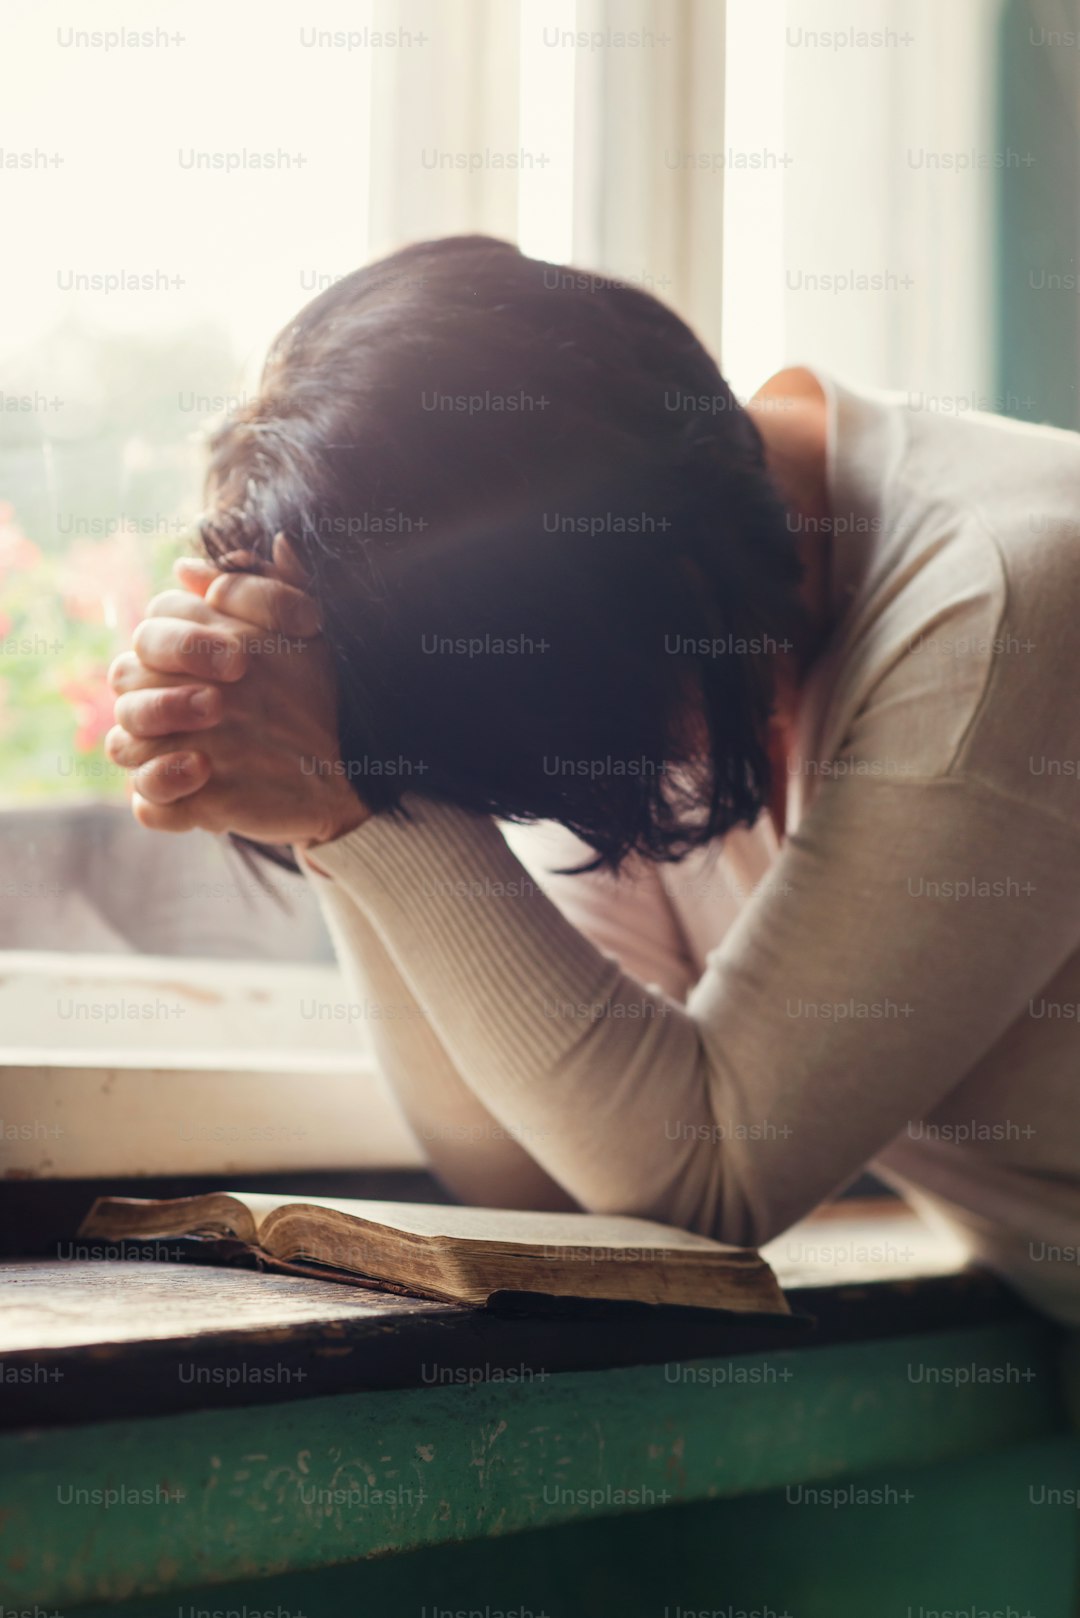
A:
[722, 0, 1001, 404]
[365, 0, 728, 355]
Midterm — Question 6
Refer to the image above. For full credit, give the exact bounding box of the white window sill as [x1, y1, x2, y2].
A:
[1, 950, 424, 1179]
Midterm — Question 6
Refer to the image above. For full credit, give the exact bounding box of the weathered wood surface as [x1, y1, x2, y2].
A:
[1, 1254, 446, 1352]
[0, 1202, 1068, 1610]
[61, 1439, 1080, 1618]
[0, 1320, 1067, 1609]
[0, 1203, 1027, 1426]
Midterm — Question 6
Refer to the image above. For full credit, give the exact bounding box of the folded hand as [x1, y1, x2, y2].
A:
[105, 537, 369, 847]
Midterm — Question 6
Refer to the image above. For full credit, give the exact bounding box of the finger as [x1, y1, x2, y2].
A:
[173, 550, 266, 596]
[145, 588, 247, 627]
[106, 725, 203, 770]
[131, 749, 211, 805]
[108, 651, 214, 696]
[272, 532, 311, 589]
[204, 571, 321, 636]
[131, 791, 199, 834]
[106, 725, 154, 770]
[173, 557, 217, 597]
[147, 589, 289, 639]
[112, 684, 222, 739]
[131, 617, 247, 682]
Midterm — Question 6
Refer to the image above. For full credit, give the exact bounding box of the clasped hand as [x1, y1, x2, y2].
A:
[105, 538, 368, 848]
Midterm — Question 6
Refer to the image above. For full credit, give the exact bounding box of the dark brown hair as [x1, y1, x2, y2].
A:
[200, 235, 803, 870]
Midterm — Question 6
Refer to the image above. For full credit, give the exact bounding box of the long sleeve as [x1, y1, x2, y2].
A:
[299, 854, 577, 1210]
[305, 774, 1080, 1248]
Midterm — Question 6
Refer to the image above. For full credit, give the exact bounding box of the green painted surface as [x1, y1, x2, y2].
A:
[0, 1321, 1067, 1609]
[73, 1438, 1080, 1618]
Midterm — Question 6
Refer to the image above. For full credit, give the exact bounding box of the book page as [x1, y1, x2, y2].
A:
[232, 1194, 740, 1253]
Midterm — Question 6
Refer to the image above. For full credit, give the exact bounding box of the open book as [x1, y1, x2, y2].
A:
[78, 1192, 789, 1315]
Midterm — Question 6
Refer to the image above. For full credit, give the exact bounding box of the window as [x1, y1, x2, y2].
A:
[721, 0, 1000, 407]
[2, 0, 722, 874]
[2, 0, 727, 1179]
[4, 0, 1029, 1178]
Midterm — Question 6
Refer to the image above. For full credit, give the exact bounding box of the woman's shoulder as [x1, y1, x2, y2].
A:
[751, 365, 826, 406]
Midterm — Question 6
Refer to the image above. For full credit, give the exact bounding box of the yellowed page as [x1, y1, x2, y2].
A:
[232, 1193, 743, 1253]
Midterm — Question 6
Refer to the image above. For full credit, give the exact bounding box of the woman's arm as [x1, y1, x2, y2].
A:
[108, 566, 1080, 1248]
[302, 851, 577, 1210]
[104, 555, 577, 1208]
[306, 773, 1080, 1246]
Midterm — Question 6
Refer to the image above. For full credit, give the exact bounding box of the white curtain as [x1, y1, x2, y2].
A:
[723, 0, 1002, 402]
[364, 0, 729, 358]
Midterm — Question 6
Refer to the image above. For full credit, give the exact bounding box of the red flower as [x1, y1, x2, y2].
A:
[62, 671, 116, 753]
[59, 534, 152, 631]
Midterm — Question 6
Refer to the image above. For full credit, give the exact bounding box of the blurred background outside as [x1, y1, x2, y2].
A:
[1, 0, 1074, 960]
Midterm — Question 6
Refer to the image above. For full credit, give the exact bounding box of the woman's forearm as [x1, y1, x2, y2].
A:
[308, 796, 730, 1232]
[301, 852, 578, 1211]
[306, 778, 1080, 1249]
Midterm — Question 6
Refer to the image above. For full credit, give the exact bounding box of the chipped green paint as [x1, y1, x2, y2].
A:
[69, 1439, 1080, 1618]
[0, 1321, 1067, 1609]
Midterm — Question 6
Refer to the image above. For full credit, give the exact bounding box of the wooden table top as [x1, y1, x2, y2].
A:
[0, 1202, 1029, 1428]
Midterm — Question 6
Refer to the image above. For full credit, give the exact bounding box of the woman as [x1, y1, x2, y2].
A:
[106, 235, 1080, 1324]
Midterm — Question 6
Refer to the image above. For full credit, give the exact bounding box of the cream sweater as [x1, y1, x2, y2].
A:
[303, 375, 1080, 1325]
